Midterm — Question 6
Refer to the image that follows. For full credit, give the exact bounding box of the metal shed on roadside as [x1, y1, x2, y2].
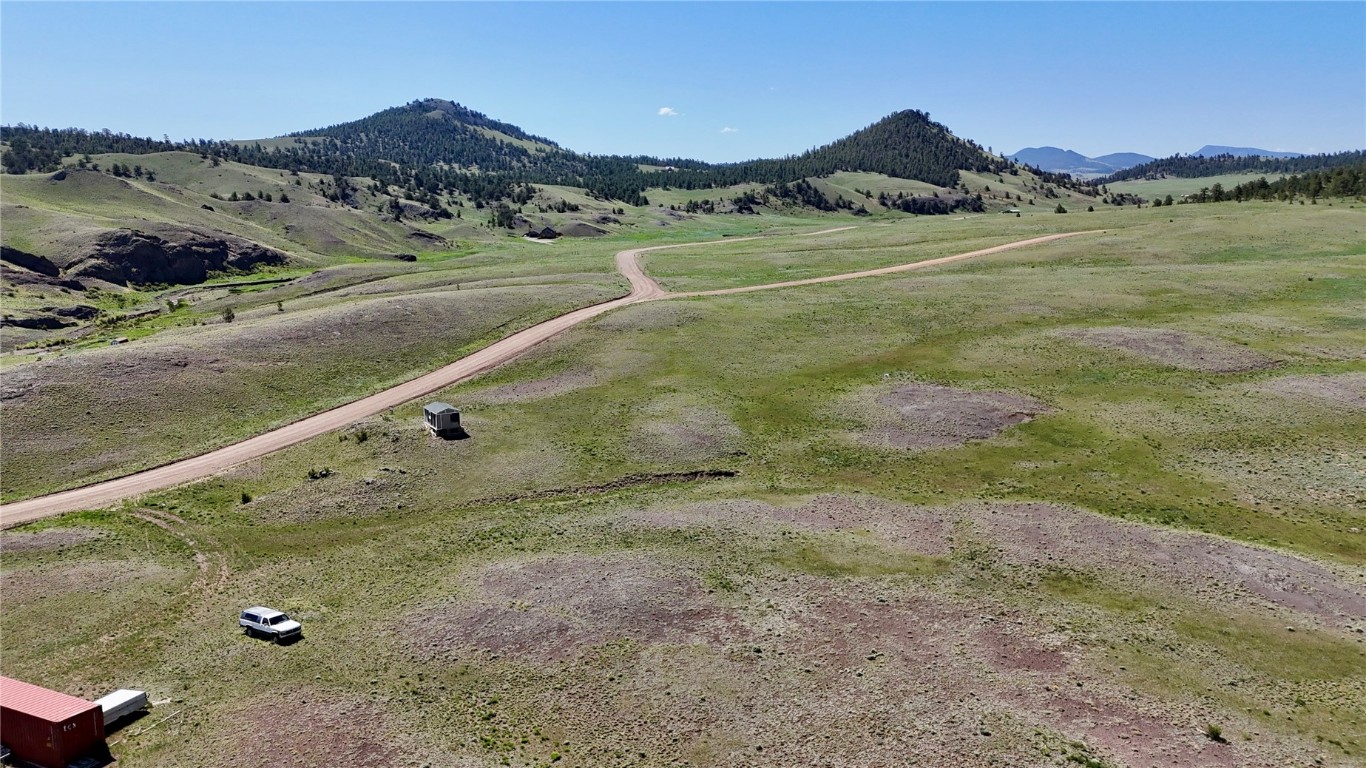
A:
[0, 676, 108, 768]
[423, 402, 462, 438]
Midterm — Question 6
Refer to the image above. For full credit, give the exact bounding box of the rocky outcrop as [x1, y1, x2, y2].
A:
[405, 230, 449, 247]
[1, 314, 76, 330]
[1, 245, 61, 277]
[558, 221, 608, 238]
[64, 227, 288, 286]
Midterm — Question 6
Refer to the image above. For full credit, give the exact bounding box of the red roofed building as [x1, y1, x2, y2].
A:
[0, 676, 107, 768]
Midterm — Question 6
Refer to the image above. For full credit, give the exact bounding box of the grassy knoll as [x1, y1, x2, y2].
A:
[2, 201, 1363, 766]
[1106, 172, 1283, 199]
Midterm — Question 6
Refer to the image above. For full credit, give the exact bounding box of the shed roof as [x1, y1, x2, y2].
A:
[424, 402, 458, 415]
[0, 676, 99, 723]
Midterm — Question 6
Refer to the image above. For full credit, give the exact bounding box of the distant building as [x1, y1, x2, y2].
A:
[423, 402, 462, 438]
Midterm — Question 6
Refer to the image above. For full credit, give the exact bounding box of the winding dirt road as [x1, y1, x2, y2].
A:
[0, 227, 1098, 526]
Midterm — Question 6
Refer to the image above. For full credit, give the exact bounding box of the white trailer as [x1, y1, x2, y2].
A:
[93, 689, 148, 727]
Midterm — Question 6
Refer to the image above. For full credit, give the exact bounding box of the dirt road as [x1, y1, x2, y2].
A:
[0, 227, 1095, 526]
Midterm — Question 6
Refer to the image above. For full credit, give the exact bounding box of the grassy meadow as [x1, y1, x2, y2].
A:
[1106, 172, 1285, 199]
[2, 199, 1364, 767]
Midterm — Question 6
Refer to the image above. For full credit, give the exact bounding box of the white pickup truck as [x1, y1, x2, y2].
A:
[239, 607, 303, 643]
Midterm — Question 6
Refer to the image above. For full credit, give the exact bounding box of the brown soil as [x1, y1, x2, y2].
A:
[972, 502, 1366, 627]
[216, 691, 408, 768]
[858, 383, 1051, 450]
[625, 495, 1365, 628]
[1059, 327, 1280, 373]
[474, 568, 1276, 767]
[628, 405, 744, 465]
[0, 526, 103, 552]
[405, 554, 747, 663]
[1253, 371, 1366, 409]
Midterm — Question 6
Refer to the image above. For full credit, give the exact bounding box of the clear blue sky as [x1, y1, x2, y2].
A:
[2, 2, 1362, 162]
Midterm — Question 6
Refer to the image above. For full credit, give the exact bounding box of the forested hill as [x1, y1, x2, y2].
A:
[3, 101, 1007, 205]
[1099, 150, 1365, 183]
[643, 110, 1006, 190]
[290, 99, 566, 173]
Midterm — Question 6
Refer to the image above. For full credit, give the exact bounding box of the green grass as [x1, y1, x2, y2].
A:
[1106, 172, 1284, 199]
[642, 205, 1115, 292]
[3, 200, 1363, 766]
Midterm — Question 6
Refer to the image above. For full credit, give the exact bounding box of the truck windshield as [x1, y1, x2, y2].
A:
[268, 614, 291, 624]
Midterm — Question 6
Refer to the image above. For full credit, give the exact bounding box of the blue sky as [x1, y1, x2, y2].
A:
[2, 2, 1362, 162]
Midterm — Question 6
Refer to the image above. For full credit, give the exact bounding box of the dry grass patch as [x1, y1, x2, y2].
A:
[626, 400, 744, 465]
[0, 526, 104, 552]
[461, 370, 598, 406]
[404, 553, 746, 664]
[849, 382, 1050, 450]
[208, 690, 424, 768]
[1058, 326, 1280, 372]
[1253, 372, 1366, 410]
[0, 559, 177, 602]
[971, 502, 1366, 628]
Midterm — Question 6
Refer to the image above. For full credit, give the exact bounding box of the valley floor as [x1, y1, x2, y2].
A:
[1, 201, 1363, 767]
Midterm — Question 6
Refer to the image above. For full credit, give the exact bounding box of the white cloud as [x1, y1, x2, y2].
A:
[657, 107, 679, 117]
[720, 126, 739, 134]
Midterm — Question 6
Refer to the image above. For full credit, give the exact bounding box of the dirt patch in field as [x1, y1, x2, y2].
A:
[626, 494, 1364, 628]
[972, 502, 1366, 627]
[627, 404, 744, 465]
[1252, 371, 1366, 409]
[508, 571, 1271, 767]
[405, 554, 747, 664]
[217, 691, 409, 768]
[464, 370, 598, 405]
[0, 526, 104, 552]
[1059, 327, 1279, 372]
[0, 559, 177, 602]
[854, 383, 1050, 450]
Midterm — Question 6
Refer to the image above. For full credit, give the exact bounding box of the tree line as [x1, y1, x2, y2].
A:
[1098, 150, 1365, 183]
[1177, 165, 1366, 203]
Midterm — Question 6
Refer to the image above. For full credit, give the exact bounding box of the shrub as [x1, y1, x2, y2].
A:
[1204, 724, 1225, 743]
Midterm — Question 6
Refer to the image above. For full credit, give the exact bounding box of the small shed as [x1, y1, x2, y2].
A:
[0, 676, 107, 768]
[423, 402, 461, 437]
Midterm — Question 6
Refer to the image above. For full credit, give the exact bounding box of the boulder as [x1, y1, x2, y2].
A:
[64, 227, 288, 286]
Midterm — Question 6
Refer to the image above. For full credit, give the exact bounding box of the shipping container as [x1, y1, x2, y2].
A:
[0, 676, 107, 768]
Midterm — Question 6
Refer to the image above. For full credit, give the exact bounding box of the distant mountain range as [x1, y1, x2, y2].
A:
[1010, 145, 1305, 176]
[1006, 147, 1154, 177]
[1190, 145, 1304, 159]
